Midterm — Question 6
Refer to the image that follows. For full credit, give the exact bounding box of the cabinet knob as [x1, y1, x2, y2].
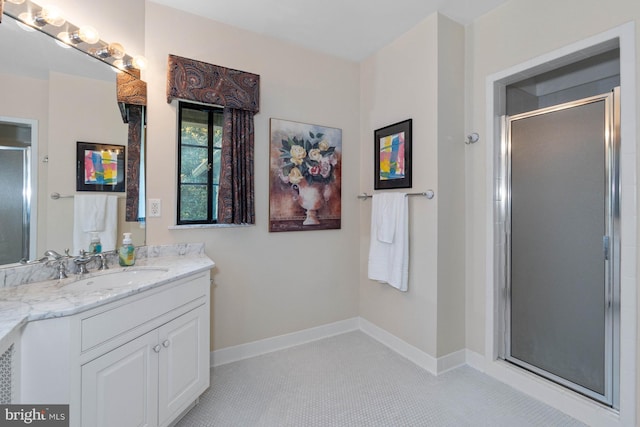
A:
[153, 344, 161, 353]
[162, 340, 170, 348]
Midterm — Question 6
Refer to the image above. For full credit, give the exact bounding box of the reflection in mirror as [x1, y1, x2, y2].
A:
[0, 13, 145, 267]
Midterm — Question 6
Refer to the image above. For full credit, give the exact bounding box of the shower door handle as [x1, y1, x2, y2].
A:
[603, 236, 610, 261]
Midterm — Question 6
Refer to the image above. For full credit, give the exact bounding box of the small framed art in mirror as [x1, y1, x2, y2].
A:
[374, 119, 412, 190]
[76, 142, 126, 192]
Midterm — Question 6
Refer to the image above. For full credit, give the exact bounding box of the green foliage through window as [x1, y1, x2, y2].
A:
[177, 102, 223, 224]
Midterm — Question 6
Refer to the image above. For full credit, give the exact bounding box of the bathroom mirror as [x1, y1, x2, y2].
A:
[0, 13, 146, 266]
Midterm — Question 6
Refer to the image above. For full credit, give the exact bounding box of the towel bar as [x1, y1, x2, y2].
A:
[357, 190, 434, 200]
[51, 192, 125, 199]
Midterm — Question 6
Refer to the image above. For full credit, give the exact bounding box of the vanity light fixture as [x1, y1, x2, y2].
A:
[3, 0, 146, 74]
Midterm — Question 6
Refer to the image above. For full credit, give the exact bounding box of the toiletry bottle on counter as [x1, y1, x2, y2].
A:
[89, 232, 102, 254]
[118, 233, 135, 266]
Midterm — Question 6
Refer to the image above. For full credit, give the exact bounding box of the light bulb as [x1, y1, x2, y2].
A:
[112, 59, 125, 70]
[77, 26, 100, 44]
[131, 55, 148, 70]
[37, 5, 65, 27]
[109, 43, 126, 60]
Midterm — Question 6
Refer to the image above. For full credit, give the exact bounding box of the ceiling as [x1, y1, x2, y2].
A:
[149, 0, 510, 61]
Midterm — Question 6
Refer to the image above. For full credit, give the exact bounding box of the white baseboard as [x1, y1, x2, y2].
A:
[465, 349, 486, 372]
[211, 316, 467, 376]
[358, 317, 438, 374]
[437, 349, 466, 374]
[210, 317, 359, 367]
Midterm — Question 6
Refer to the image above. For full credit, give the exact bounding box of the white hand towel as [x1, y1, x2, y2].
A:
[376, 195, 396, 244]
[73, 195, 119, 255]
[367, 193, 409, 291]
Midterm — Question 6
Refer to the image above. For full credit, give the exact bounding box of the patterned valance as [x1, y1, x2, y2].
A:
[117, 72, 147, 107]
[166, 54, 260, 113]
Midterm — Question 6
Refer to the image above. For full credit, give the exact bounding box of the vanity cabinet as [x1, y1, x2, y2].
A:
[20, 271, 211, 427]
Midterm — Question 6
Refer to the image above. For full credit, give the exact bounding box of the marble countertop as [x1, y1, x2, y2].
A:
[0, 244, 215, 352]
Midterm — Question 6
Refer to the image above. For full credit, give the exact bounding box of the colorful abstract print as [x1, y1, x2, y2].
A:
[84, 150, 118, 185]
[379, 131, 405, 181]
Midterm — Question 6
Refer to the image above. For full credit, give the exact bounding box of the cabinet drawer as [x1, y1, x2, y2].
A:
[81, 273, 208, 352]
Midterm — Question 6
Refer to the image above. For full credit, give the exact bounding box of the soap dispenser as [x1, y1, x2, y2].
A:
[118, 232, 135, 266]
[89, 232, 102, 254]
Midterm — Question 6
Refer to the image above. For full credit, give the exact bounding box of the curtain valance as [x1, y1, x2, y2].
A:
[166, 54, 260, 113]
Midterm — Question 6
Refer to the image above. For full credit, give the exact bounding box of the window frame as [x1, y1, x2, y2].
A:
[177, 101, 223, 225]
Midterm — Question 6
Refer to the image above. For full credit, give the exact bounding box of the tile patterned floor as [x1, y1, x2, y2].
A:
[175, 331, 586, 426]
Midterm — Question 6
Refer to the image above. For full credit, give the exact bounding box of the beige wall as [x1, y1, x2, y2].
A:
[144, 3, 361, 350]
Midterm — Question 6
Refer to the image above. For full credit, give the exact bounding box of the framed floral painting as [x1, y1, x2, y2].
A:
[374, 119, 412, 189]
[269, 118, 342, 232]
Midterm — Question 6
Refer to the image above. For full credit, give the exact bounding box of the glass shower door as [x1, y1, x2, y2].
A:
[505, 90, 618, 406]
[0, 146, 30, 264]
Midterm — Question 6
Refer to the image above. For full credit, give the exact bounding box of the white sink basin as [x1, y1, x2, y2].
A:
[69, 267, 170, 288]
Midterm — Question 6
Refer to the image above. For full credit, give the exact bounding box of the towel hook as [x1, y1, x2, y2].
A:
[465, 132, 479, 145]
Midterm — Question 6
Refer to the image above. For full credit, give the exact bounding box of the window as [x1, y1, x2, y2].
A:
[177, 102, 223, 224]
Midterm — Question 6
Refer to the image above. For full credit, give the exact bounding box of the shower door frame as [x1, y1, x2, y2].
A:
[500, 90, 620, 407]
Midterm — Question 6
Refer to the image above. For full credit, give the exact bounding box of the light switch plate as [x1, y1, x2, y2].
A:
[148, 199, 161, 217]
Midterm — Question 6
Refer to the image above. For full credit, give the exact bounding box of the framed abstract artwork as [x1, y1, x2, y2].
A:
[269, 118, 342, 232]
[374, 119, 412, 189]
[76, 142, 126, 192]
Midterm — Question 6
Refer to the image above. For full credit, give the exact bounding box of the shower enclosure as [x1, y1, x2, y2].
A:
[0, 119, 34, 265]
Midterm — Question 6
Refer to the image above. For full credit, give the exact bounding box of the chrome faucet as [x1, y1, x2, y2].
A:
[94, 252, 110, 271]
[73, 250, 93, 275]
[44, 249, 70, 280]
[73, 250, 112, 275]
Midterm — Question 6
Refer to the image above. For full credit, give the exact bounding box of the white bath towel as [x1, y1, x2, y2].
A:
[73, 194, 118, 255]
[367, 193, 409, 291]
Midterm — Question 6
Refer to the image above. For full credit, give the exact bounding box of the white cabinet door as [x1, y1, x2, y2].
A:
[82, 330, 159, 427]
[158, 306, 208, 426]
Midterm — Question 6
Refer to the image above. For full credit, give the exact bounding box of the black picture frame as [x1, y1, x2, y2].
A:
[374, 119, 412, 189]
[76, 142, 126, 192]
